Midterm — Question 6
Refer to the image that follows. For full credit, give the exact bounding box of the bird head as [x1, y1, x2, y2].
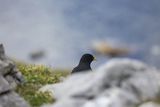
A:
[80, 53, 96, 64]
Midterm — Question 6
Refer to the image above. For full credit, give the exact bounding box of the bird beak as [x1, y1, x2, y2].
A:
[93, 57, 97, 61]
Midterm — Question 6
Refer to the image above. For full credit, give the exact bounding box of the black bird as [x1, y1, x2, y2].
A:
[72, 54, 96, 74]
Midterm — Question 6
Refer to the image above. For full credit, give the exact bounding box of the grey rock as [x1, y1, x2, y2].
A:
[0, 44, 30, 107]
[42, 59, 160, 107]
[0, 91, 29, 107]
[29, 50, 45, 61]
[0, 75, 11, 94]
[139, 102, 160, 107]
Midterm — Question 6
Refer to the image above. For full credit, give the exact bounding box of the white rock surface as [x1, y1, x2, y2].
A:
[139, 102, 160, 107]
[42, 58, 160, 107]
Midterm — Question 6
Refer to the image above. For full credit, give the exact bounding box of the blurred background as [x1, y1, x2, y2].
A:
[0, 0, 160, 69]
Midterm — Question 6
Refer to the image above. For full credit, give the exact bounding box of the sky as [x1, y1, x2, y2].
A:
[0, 0, 160, 68]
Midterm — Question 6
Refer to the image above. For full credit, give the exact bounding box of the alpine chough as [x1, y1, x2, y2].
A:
[72, 53, 96, 74]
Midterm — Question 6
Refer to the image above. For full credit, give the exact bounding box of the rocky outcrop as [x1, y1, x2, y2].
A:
[139, 102, 160, 107]
[0, 44, 30, 107]
[42, 58, 160, 107]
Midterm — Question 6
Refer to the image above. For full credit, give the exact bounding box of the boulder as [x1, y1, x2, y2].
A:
[0, 44, 30, 107]
[42, 58, 160, 107]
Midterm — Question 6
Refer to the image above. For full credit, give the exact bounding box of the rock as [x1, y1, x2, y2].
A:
[0, 44, 30, 107]
[0, 91, 29, 107]
[139, 102, 160, 107]
[42, 58, 160, 107]
[39, 83, 61, 98]
[0, 75, 11, 94]
[29, 50, 45, 61]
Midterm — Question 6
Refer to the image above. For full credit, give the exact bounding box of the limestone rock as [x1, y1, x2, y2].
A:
[0, 91, 29, 107]
[0, 44, 30, 107]
[139, 102, 160, 107]
[42, 59, 160, 107]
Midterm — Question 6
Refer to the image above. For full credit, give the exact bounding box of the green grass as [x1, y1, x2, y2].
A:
[15, 62, 69, 107]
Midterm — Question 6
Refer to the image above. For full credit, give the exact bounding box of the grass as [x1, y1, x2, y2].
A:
[15, 62, 69, 107]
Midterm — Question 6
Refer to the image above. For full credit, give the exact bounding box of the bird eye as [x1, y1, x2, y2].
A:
[93, 57, 97, 61]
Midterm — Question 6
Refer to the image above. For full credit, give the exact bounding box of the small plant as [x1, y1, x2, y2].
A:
[15, 62, 69, 107]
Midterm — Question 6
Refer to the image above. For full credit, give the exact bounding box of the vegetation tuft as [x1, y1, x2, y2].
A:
[15, 62, 69, 107]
